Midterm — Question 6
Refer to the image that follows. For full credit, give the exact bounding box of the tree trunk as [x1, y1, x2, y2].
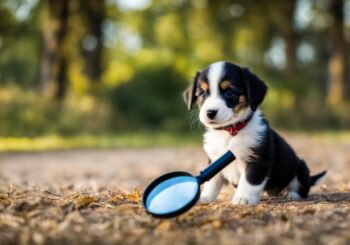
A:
[55, 57, 68, 101]
[81, 0, 105, 82]
[280, 0, 297, 78]
[39, 0, 69, 101]
[327, 0, 348, 105]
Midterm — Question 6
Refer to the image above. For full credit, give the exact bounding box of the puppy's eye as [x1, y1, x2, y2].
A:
[224, 90, 234, 98]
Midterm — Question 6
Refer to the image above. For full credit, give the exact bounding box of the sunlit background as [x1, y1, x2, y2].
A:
[1, 0, 349, 150]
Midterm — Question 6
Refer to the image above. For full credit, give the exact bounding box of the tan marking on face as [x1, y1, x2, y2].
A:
[233, 95, 247, 113]
[220, 80, 235, 90]
[199, 80, 209, 91]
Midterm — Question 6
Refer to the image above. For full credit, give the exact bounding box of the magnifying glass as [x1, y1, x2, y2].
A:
[142, 151, 236, 218]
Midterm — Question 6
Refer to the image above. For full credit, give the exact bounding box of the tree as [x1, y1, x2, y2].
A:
[39, 0, 69, 101]
[327, 0, 349, 104]
[80, 0, 106, 82]
[280, 0, 298, 77]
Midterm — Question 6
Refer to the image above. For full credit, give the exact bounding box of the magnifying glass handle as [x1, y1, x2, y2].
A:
[196, 151, 236, 184]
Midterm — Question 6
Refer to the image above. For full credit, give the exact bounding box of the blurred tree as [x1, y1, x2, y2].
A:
[80, 0, 106, 82]
[1, 0, 350, 135]
[279, 0, 298, 77]
[327, 0, 349, 104]
[0, 3, 18, 85]
[39, 0, 70, 101]
[0, 3, 18, 35]
[109, 65, 188, 131]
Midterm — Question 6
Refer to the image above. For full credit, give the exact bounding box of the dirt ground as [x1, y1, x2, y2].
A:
[0, 134, 350, 245]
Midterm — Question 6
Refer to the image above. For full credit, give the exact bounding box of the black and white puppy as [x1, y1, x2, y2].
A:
[183, 61, 326, 205]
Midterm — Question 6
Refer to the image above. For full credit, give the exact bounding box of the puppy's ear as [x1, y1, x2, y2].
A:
[183, 72, 200, 110]
[241, 68, 267, 111]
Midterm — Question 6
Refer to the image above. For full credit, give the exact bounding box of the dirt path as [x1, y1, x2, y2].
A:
[0, 134, 350, 244]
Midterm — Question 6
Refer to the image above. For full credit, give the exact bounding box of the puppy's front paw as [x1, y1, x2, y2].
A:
[199, 195, 216, 203]
[286, 191, 301, 200]
[232, 195, 259, 205]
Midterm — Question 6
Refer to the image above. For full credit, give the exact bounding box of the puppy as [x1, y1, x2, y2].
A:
[183, 61, 326, 205]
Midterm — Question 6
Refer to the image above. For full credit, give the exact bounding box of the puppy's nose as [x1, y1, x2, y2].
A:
[206, 109, 218, 119]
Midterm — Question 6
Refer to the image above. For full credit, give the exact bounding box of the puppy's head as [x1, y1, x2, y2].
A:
[183, 61, 267, 128]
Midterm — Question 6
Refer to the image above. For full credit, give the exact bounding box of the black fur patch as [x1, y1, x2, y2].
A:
[245, 120, 316, 198]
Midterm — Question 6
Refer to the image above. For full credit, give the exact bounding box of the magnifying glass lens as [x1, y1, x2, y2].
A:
[144, 174, 200, 217]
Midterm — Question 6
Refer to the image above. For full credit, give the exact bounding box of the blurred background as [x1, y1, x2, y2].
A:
[0, 0, 350, 150]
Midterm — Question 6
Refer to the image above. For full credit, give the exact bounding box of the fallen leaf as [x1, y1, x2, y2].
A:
[73, 196, 95, 209]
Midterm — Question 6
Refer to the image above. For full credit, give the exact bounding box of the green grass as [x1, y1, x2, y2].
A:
[0, 132, 202, 152]
[316, 131, 350, 140]
[283, 130, 350, 142]
[0, 131, 349, 153]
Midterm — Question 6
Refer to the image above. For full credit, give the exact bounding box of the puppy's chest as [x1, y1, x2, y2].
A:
[203, 130, 256, 161]
[203, 130, 257, 184]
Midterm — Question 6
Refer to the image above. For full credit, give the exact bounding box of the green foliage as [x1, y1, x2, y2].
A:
[0, 86, 111, 137]
[0, 0, 350, 139]
[109, 65, 189, 131]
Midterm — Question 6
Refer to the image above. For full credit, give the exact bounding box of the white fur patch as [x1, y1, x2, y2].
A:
[199, 61, 230, 126]
[287, 191, 301, 200]
[232, 174, 266, 205]
[207, 61, 225, 96]
[199, 97, 233, 126]
[200, 175, 224, 202]
[288, 176, 300, 193]
[201, 110, 267, 205]
[287, 176, 302, 200]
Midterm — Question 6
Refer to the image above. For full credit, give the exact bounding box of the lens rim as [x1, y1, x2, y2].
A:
[142, 171, 200, 218]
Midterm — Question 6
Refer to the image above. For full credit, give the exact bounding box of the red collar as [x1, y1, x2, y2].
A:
[218, 114, 253, 136]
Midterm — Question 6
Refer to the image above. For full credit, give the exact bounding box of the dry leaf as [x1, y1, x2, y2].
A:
[73, 196, 95, 209]
[0, 142, 349, 244]
[156, 221, 172, 231]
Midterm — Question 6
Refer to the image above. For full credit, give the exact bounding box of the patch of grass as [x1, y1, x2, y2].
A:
[0, 131, 350, 152]
[308, 131, 350, 142]
[280, 130, 350, 143]
[0, 132, 202, 152]
[1, 130, 349, 153]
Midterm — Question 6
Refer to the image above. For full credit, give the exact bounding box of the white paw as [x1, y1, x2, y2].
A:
[287, 191, 301, 200]
[232, 195, 259, 205]
[199, 195, 216, 203]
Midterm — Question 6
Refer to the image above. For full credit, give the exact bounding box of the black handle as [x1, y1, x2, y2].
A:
[196, 151, 236, 184]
